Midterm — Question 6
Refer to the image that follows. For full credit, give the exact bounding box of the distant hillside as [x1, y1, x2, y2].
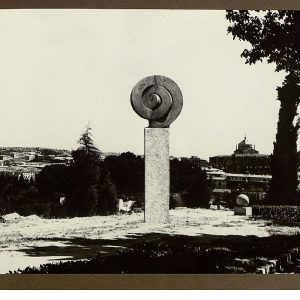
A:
[0, 147, 71, 156]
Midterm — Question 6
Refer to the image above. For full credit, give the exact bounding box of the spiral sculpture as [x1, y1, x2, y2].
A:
[130, 75, 183, 128]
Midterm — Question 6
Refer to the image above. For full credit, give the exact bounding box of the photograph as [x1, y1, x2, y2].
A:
[0, 5, 300, 283]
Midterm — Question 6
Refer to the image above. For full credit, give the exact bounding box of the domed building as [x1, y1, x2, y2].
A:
[209, 136, 270, 175]
[234, 136, 259, 155]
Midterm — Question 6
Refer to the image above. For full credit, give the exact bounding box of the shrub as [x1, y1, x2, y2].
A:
[252, 205, 300, 225]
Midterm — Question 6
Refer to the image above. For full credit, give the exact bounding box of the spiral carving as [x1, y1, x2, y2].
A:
[130, 75, 183, 128]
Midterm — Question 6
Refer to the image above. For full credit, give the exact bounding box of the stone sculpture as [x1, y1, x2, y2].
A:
[131, 75, 183, 223]
[131, 75, 183, 128]
[236, 194, 250, 207]
[234, 194, 252, 216]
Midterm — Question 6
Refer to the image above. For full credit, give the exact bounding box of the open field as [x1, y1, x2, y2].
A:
[1, 208, 300, 273]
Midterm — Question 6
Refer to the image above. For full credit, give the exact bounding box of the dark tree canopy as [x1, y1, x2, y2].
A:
[36, 164, 69, 197]
[184, 170, 212, 209]
[103, 152, 144, 194]
[226, 10, 300, 74]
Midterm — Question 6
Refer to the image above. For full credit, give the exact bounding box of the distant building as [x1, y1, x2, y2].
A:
[233, 136, 259, 155]
[0, 155, 12, 166]
[205, 168, 227, 189]
[0, 155, 13, 161]
[204, 166, 272, 192]
[11, 152, 24, 159]
[226, 173, 271, 191]
[23, 153, 36, 161]
[0, 166, 41, 181]
[53, 156, 73, 164]
[189, 156, 209, 168]
[179, 156, 209, 168]
[19, 169, 39, 181]
[209, 136, 270, 174]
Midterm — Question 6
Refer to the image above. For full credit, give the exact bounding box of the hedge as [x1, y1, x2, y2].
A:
[252, 205, 300, 224]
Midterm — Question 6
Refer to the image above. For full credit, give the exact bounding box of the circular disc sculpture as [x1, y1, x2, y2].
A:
[131, 75, 183, 128]
[131, 75, 183, 223]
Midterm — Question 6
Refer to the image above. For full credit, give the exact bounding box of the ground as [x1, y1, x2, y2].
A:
[1, 208, 300, 273]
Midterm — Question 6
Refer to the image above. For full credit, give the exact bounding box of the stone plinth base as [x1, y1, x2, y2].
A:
[144, 128, 170, 223]
[234, 206, 252, 216]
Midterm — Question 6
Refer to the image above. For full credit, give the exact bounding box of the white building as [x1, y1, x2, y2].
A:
[226, 173, 272, 184]
[205, 168, 227, 189]
[204, 167, 272, 190]
[0, 166, 40, 181]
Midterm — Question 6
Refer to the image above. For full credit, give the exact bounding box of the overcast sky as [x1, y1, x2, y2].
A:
[0, 10, 288, 159]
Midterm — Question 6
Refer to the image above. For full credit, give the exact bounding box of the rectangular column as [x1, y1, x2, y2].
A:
[144, 127, 170, 223]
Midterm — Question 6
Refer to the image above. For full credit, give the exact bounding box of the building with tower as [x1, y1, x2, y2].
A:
[234, 136, 259, 155]
[209, 136, 271, 174]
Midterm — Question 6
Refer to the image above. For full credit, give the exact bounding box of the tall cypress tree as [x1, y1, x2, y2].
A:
[270, 73, 300, 204]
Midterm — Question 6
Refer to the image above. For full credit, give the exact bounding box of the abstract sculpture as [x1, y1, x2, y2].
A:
[131, 75, 183, 128]
[131, 75, 183, 223]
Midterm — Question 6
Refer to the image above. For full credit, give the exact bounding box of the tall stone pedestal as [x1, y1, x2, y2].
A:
[144, 128, 170, 223]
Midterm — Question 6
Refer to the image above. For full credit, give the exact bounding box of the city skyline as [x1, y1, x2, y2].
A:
[0, 134, 268, 160]
[0, 10, 289, 159]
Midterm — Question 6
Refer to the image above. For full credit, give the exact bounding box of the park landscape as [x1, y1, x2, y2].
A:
[1, 207, 300, 274]
[0, 10, 300, 274]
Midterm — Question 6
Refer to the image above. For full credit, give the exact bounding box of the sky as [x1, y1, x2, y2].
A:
[0, 10, 289, 159]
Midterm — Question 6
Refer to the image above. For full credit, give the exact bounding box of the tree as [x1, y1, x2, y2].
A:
[170, 158, 202, 193]
[0, 173, 38, 215]
[65, 124, 118, 216]
[226, 10, 300, 204]
[103, 152, 144, 194]
[270, 73, 300, 204]
[78, 126, 99, 153]
[97, 173, 118, 215]
[184, 170, 211, 208]
[73, 123, 101, 163]
[65, 124, 102, 216]
[36, 164, 69, 202]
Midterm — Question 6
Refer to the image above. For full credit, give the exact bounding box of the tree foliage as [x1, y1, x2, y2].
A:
[227, 10, 300, 205]
[78, 125, 100, 153]
[226, 10, 300, 74]
[0, 174, 38, 215]
[170, 159, 212, 208]
[104, 152, 144, 194]
[36, 164, 69, 199]
[64, 125, 117, 216]
[170, 159, 201, 193]
[184, 170, 212, 208]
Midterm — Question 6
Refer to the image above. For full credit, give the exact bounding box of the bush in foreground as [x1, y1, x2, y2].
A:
[11, 234, 300, 274]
